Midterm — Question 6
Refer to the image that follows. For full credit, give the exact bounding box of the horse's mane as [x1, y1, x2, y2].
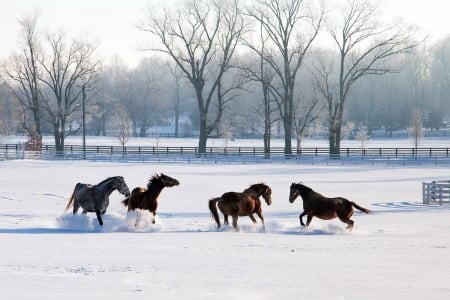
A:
[98, 176, 118, 186]
[295, 182, 313, 193]
[244, 182, 267, 194]
[147, 173, 163, 189]
[250, 182, 267, 188]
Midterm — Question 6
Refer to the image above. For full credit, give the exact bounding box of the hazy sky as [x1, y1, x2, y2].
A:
[1, 0, 449, 68]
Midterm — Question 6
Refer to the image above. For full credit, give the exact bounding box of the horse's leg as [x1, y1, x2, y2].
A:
[95, 210, 103, 226]
[338, 214, 354, 230]
[305, 215, 313, 227]
[249, 214, 257, 224]
[299, 211, 307, 227]
[255, 210, 265, 231]
[133, 210, 140, 227]
[338, 205, 355, 230]
[346, 220, 354, 231]
[232, 215, 238, 229]
[151, 211, 156, 224]
[224, 214, 229, 225]
[72, 198, 80, 214]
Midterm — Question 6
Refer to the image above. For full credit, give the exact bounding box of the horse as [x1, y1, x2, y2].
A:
[65, 176, 130, 226]
[289, 182, 371, 230]
[209, 183, 272, 230]
[122, 173, 179, 225]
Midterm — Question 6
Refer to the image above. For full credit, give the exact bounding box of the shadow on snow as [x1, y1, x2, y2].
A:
[0, 201, 448, 235]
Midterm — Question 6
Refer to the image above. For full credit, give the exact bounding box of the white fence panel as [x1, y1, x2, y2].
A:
[422, 181, 450, 204]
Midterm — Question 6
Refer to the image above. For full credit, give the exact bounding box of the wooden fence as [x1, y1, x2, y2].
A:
[422, 181, 450, 204]
[2, 144, 450, 165]
[1, 144, 450, 158]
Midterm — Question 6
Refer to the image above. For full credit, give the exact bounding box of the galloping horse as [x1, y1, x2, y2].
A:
[209, 183, 272, 229]
[122, 173, 179, 224]
[65, 176, 130, 226]
[289, 182, 371, 230]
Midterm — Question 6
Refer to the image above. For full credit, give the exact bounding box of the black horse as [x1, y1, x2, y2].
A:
[289, 182, 371, 230]
[65, 176, 130, 226]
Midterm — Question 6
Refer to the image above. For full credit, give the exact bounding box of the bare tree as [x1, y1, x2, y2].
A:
[320, 0, 417, 156]
[4, 12, 42, 148]
[245, 0, 324, 155]
[114, 105, 133, 157]
[242, 18, 279, 158]
[130, 58, 168, 137]
[141, 0, 246, 153]
[429, 36, 450, 128]
[0, 82, 18, 136]
[409, 109, 423, 152]
[167, 62, 184, 138]
[293, 84, 321, 153]
[37, 32, 100, 152]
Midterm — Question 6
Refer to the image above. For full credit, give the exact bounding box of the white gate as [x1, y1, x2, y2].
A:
[422, 181, 450, 204]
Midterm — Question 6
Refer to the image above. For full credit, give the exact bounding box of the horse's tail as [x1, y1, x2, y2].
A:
[65, 183, 79, 211]
[208, 197, 221, 228]
[351, 201, 372, 214]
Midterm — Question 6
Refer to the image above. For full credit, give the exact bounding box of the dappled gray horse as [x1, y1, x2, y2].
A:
[65, 176, 130, 226]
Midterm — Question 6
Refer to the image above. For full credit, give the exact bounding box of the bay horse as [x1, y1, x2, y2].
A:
[209, 183, 272, 230]
[122, 173, 179, 225]
[65, 176, 130, 226]
[289, 182, 371, 230]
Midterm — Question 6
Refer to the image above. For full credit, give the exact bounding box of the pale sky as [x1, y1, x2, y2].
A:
[1, 0, 449, 68]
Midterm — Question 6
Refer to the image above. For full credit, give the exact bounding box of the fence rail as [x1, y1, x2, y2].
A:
[423, 181, 450, 204]
[1, 144, 450, 157]
[1, 144, 450, 165]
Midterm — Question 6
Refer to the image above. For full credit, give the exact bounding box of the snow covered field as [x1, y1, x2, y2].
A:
[1, 158, 449, 299]
[2, 134, 450, 148]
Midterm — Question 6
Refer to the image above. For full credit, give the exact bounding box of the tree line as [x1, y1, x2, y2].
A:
[0, 0, 449, 156]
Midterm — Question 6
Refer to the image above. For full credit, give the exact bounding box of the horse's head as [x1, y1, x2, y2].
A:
[159, 173, 180, 188]
[289, 182, 311, 203]
[258, 183, 272, 206]
[262, 185, 272, 205]
[246, 183, 272, 205]
[289, 182, 302, 203]
[115, 176, 131, 197]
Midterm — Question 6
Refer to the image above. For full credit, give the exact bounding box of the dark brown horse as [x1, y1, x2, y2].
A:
[209, 183, 272, 229]
[122, 173, 179, 224]
[289, 182, 371, 230]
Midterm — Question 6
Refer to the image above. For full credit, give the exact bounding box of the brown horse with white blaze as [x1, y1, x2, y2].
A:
[289, 182, 371, 230]
[209, 183, 272, 229]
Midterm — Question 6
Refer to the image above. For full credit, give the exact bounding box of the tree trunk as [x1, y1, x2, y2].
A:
[296, 134, 302, 155]
[263, 132, 270, 159]
[264, 110, 271, 158]
[329, 123, 341, 158]
[283, 114, 292, 156]
[139, 124, 146, 137]
[175, 77, 180, 138]
[53, 127, 64, 154]
[198, 115, 208, 154]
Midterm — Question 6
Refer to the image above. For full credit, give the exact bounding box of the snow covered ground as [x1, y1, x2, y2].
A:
[1, 158, 449, 299]
[2, 134, 449, 148]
